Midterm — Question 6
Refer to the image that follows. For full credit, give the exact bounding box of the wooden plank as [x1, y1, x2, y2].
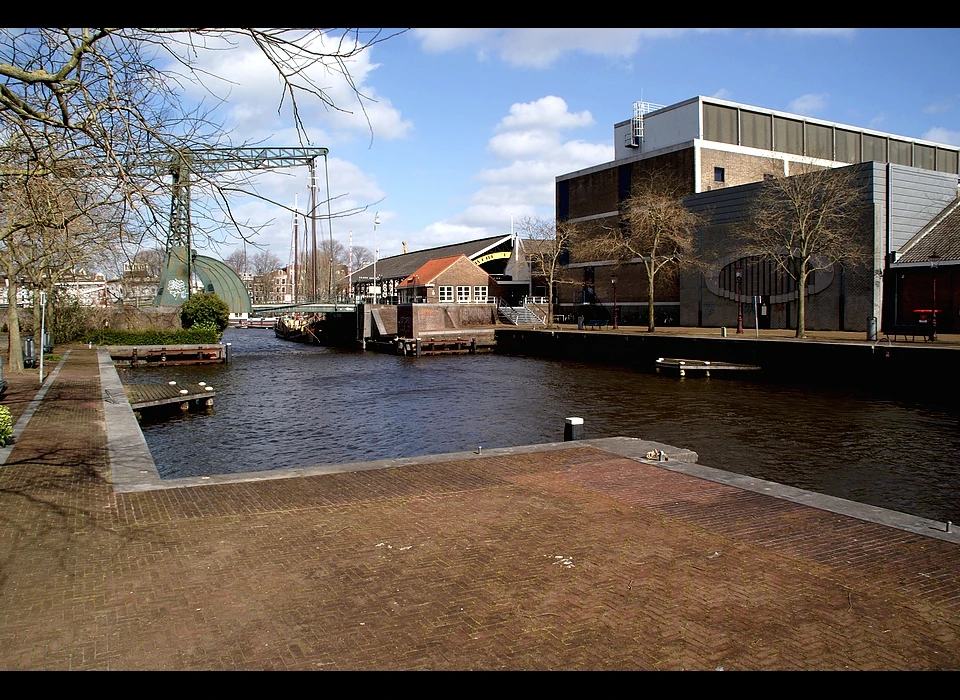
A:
[125, 384, 216, 410]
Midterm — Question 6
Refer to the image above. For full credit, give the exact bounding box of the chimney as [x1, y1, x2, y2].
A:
[402, 241, 408, 254]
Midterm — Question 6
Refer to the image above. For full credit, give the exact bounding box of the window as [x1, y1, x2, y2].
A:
[439, 286, 453, 302]
[457, 286, 471, 303]
[714, 167, 725, 183]
[474, 286, 488, 303]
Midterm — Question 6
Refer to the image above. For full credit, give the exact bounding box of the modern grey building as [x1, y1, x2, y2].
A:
[555, 96, 960, 332]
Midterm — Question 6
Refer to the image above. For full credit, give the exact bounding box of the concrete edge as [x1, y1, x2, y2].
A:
[99, 348, 164, 491]
[624, 451, 960, 545]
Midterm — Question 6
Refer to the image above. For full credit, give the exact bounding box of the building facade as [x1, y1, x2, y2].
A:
[556, 96, 960, 332]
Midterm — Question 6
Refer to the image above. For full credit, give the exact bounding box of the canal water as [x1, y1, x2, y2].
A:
[124, 328, 960, 523]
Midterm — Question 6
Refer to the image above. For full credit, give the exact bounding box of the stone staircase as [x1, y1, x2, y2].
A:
[497, 305, 545, 326]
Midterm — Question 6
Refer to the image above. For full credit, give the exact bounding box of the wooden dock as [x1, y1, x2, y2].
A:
[655, 357, 761, 377]
[108, 345, 227, 367]
[396, 336, 496, 357]
[125, 382, 217, 412]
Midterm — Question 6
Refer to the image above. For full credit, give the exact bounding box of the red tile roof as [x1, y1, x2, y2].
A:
[397, 255, 469, 288]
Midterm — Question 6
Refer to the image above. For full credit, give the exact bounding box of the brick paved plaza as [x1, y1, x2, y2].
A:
[0, 346, 957, 669]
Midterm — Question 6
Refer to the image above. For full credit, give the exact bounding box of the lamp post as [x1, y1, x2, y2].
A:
[611, 274, 619, 329]
[735, 263, 744, 334]
[930, 253, 941, 341]
[372, 212, 380, 303]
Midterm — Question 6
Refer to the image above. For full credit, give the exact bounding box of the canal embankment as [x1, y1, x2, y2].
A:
[495, 327, 960, 397]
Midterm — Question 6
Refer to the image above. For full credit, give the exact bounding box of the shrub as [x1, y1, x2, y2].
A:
[180, 293, 230, 335]
[0, 406, 12, 447]
[84, 328, 221, 346]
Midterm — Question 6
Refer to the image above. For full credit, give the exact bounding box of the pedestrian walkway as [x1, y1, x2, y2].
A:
[0, 346, 958, 670]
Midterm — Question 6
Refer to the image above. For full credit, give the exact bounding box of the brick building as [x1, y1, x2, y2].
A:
[555, 96, 960, 331]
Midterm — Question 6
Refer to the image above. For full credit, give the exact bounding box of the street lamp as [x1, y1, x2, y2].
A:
[372, 212, 381, 303]
[610, 274, 619, 329]
[930, 253, 941, 341]
[735, 263, 744, 334]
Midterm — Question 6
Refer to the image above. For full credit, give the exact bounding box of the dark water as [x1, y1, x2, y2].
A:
[124, 328, 960, 523]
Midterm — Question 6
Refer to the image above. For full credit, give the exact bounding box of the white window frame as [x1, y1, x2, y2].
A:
[439, 286, 454, 302]
[473, 286, 488, 303]
[457, 285, 471, 303]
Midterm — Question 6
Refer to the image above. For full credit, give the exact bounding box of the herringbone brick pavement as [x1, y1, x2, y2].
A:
[0, 347, 957, 669]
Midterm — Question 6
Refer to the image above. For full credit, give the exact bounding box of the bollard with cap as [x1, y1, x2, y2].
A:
[564, 417, 584, 441]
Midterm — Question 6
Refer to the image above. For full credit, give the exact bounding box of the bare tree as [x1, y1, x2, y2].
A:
[583, 171, 704, 332]
[0, 132, 127, 370]
[1, 28, 404, 367]
[350, 245, 373, 272]
[741, 165, 868, 338]
[250, 250, 283, 276]
[223, 249, 252, 275]
[517, 215, 580, 328]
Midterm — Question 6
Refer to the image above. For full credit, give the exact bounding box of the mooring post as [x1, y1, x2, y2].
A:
[564, 417, 584, 441]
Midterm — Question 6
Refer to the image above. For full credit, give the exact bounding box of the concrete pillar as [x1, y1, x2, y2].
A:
[564, 417, 584, 441]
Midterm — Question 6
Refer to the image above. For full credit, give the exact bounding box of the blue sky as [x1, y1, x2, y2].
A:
[188, 28, 960, 267]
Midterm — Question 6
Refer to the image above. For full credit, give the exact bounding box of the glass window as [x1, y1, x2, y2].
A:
[714, 167, 725, 183]
[474, 286, 488, 303]
[457, 286, 471, 303]
[439, 286, 453, 302]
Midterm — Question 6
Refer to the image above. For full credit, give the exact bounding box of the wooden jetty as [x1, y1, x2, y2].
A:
[108, 344, 227, 367]
[396, 336, 496, 357]
[125, 381, 217, 412]
[655, 357, 761, 377]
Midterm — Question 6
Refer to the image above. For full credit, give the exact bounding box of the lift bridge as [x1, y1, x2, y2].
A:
[149, 147, 334, 315]
[251, 302, 358, 316]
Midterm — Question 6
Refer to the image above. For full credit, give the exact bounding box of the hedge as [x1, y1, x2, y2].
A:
[84, 328, 221, 346]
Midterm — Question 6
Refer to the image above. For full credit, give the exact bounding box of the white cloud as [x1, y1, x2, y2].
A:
[924, 99, 956, 115]
[167, 30, 412, 146]
[414, 28, 707, 68]
[201, 157, 387, 261]
[410, 96, 610, 247]
[711, 88, 734, 100]
[922, 127, 960, 146]
[788, 93, 828, 115]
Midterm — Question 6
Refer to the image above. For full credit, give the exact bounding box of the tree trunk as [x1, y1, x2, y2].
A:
[546, 276, 554, 329]
[647, 268, 656, 332]
[795, 261, 807, 339]
[5, 264, 24, 374]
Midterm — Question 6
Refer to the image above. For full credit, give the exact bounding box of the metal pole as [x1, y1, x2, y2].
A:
[373, 213, 380, 304]
[754, 296, 759, 337]
[736, 266, 743, 334]
[39, 290, 46, 384]
[324, 155, 336, 302]
[309, 159, 318, 302]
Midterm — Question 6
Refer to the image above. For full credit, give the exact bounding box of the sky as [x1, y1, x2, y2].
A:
[176, 28, 960, 268]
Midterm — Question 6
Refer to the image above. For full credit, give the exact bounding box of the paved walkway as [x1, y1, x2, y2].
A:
[0, 346, 958, 670]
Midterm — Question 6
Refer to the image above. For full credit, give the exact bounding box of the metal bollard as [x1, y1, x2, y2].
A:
[564, 417, 584, 441]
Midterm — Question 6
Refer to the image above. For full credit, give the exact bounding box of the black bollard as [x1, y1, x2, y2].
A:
[564, 417, 584, 441]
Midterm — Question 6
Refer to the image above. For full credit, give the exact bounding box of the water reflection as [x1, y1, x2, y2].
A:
[125, 328, 960, 522]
